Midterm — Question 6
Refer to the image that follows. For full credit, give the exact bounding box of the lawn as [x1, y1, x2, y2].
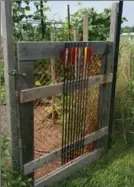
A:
[53, 131, 134, 187]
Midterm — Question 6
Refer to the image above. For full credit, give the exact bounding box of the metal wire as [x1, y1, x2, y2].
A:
[77, 44, 84, 155]
[62, 47, 67, 165]
[72, 46, 79, 159]
[69, 44, 75, 160]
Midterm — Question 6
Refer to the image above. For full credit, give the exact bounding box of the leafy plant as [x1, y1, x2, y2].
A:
[1, 85, 6, 105]
[12, 0, 51, 42]
[57, 7, 127, 41]
[1, 134, 33, 187]
[0, 64, 4, 86]
[0, 64, 6, 104]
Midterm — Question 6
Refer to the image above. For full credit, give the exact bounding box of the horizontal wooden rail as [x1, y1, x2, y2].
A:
[35, 147, 104, 187]
[20, 74, 113, 103]
[17, 41, 113, 61]
[24, 126, 108, 175]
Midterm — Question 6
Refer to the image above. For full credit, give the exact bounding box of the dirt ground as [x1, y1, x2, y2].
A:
[1, 104, 62, 179]
[34, 105, 62, 179]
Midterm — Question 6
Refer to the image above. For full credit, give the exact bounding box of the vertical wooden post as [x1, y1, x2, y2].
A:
[108, 2, 123, 145]
[17, 59, 34, 180]
[50, 32, 56, 125]
[109, 3, 119, 42]
[98, 44, 114, 150]
[98, 3, 120, 150]
[83, 14, 88, 41]
[74, 30, 77, 42]
[2, 0, 22, 171]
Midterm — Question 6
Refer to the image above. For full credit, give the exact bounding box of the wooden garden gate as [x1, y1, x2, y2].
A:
[16, 41, 114, 186]
[2, 0, 119, 186]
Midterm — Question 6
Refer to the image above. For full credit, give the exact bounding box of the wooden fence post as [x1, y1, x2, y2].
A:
[98, 3, 120, 150]
[17, 58, 34, 181]
[83, 14, 88, 41]
[2, 0, 22, 171]
[108, 2, 123, 145]
[98, 44, 114, 150]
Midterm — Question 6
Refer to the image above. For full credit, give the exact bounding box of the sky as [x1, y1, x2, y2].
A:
[43, 1, 134, 27]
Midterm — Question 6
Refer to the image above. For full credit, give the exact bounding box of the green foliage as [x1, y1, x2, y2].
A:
[0, 64, 6, 104]
[122, 26, 134, 33]
[71, 8, 111, 41]
[12, 0, 32, 41]
[57, 7, 127, 41]
[1, 85, 6, 105]
[0, 63, 4, 86]
[12, 0, 51, 41]
[1, 134, 33, 187]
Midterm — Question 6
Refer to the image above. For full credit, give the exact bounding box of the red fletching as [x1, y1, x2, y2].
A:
[68, 48, 71, 64]
[61, 47, 93, 65]
[60, 48, 66, 64]
[71, 47, 76, 65]
[87, 47, 93, 62]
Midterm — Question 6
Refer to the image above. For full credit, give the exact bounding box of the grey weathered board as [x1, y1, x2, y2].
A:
[83, 13, 88, 41]
[24, 126, 108, 175]
[35, 148, 104, 187]
[17, 61, 34, 178]
[20, 74, 113, 103]
[108, 3, 120, 140]
[2, 0, 21, 171]
[17, 41, 113, 61]
[98, 41, 114, 150]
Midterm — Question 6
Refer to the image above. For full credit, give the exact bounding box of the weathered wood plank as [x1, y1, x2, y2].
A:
[20, 74, 113, 103]
[17, 61, 34, 179]
[2, 1, 21, 171]
[24, 126, 108, 175]
[83, 13, 88, 41]
[109, 3, 121, 143]
[17, 41, 113, 61]
[98, 43, 114, 150]
[35, 148, 104, 187]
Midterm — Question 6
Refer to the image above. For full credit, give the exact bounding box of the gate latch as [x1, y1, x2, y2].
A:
[9, 70, 27, 77]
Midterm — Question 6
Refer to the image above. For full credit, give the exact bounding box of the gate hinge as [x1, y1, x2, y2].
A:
[9, 70, 27, 77]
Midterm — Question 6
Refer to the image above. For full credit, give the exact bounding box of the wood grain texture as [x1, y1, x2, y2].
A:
[17, 61, 34, 178]
[2, 1, 21, 171]
[17, 41, 113, 61]
[83, 14, 88, 41]
[20, 74, 113, 103]
[108, 3, 120, 141]
[98, 43, 114, 150]
[24, 126, 108, 175]
[35, 148, 104, 187]
[109, 3, 119, 41]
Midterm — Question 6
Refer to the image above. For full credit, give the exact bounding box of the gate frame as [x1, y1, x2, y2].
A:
[17, 41, 113, 186]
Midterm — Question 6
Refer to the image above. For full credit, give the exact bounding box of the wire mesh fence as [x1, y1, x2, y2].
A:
[32, 47, 102, 178]
[33, 58, 63, 179]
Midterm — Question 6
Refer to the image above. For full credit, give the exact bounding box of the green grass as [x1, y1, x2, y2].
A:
[53, 132, 134, 187]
